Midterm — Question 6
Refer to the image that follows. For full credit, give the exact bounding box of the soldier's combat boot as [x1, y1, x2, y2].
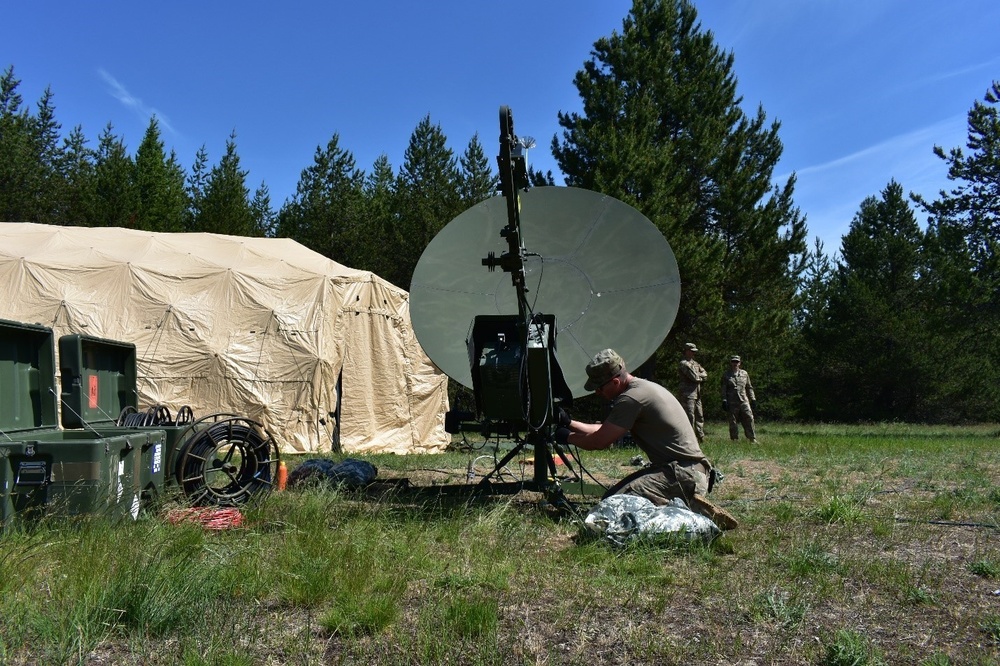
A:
[690, 494, 739, 531]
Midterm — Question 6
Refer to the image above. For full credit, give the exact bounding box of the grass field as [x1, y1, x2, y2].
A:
[1, 422, 998, 665]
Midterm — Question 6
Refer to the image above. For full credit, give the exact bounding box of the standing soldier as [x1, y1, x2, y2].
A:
[721, 355, 757, 443]
[678, 342, 707, 442]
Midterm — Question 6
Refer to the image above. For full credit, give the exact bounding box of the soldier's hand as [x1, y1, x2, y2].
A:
[555, 427, 571, 445]
[556, 407, 572, 428]
[722, 400, 729, 412]
[750, 399, 757, 410]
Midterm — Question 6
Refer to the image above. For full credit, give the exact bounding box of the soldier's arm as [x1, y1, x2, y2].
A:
[679, 361, 698, 382]
[567, 420, 627, 451]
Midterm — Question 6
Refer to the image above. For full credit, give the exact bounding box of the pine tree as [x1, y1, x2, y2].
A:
[275, 133, 366, 260]
[360, 154, 398, 278]
[197, 131, 254, 236]
[528, 167, 556, 187]
[457, 133, 497, 207]
[134, 117, 187, 232]
[57, 125, 97, 226]
[186, 145, 209, 231]
[793, 238, 835, 333]
[30, 87, 63, 223]
[393, 115, 462, 289]
[785, 237, 835, 418]
[250, 181, 275, 237]
[0, 66, 30, 221]
[0, 68, 60, 223]
[804, 181, 928, 421]
[551, 0, 807, 391]
[915, 81, 1000, 275]
[93, 123, 137, 227]
[162, 150, 190, 233]
[912, 80, 1000, 421]
[0, 66, 20, 118]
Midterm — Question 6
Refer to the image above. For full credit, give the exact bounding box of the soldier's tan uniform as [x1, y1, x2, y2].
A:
[678, 343, 707, 442]
[721, 355, 756, 442]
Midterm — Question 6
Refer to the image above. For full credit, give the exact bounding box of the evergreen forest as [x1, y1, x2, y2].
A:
[2, 0, 997, 424]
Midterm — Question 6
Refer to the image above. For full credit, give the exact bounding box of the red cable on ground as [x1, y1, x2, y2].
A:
[165, 507, 244, 530]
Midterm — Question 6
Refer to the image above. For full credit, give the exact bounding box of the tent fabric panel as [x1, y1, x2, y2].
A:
[397, 300, 450, 454]
[335, 307, 412, 454]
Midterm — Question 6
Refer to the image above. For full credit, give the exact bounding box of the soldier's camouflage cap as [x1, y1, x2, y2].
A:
[684, 342, 698, 352]
[729, 355, 741, 362]
[585, 348, 625, 391]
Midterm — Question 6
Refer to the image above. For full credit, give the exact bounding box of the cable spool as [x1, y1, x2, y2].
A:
[116, 405, 138, 426]
[117, 404, 193, 427]
[175, 405, 194, 425]
[175, 414, 280, 507]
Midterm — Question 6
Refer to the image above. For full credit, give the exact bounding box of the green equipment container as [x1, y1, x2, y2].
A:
[58, 333, 166, 498]
[0, 319, 161, 528]
[59, 334, 280, 508]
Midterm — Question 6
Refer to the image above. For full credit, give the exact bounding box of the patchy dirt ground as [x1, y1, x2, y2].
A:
[356, 453, 1000, 665]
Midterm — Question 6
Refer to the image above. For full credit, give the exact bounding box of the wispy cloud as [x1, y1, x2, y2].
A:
[898, 56, 1000, 94]
[778, 114, 968, 253]
[781, 114, 965, 182]
[98, 68, 177, 135]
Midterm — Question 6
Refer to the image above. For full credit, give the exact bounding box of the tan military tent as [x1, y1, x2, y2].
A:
[0, 222, 450, 454]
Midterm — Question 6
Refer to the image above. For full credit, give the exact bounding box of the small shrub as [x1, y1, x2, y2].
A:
[870, 516, 895, 538]
[931, 492, 958, 520]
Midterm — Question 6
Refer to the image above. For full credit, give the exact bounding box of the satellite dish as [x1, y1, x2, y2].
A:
[410, 186, 680, 398]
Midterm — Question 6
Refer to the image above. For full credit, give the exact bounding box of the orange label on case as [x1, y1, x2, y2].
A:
[88, 374, 98, 409]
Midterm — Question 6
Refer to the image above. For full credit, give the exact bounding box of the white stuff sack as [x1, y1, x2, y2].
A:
[583, 494, 720, 546]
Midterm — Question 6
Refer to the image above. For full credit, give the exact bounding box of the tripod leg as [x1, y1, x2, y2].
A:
[478, 441, 525, 484]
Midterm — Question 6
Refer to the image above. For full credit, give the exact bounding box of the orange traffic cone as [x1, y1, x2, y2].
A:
[277, 461, 288, 491]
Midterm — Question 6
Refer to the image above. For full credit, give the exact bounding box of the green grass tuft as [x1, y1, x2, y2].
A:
[823, 629, 888, 666]
[982, 614, 1000, 644]
[969, 558, 1000, 579]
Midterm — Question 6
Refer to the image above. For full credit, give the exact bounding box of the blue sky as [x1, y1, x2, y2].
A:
[4, 1, 999, 256]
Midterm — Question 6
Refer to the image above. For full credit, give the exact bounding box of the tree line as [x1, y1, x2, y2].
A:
[2, 0, 997, 424]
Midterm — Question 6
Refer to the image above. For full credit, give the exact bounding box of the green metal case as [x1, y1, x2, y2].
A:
[3, 431, 148, 520]
[58, 333, 138, 428]
[0, 320, 159, 527]
[58, 333, 167, 499]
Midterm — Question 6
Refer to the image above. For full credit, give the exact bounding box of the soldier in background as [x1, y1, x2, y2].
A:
[678, 342, 708, 442]
[721, 355, 757, 442]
